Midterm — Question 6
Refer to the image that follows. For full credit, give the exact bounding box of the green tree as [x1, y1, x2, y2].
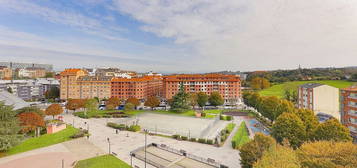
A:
[124, 103, 135, 112]
[170, 83, 190, 112]
[188, 93, 198, 109]
[275, 99, 294, 119]
[0, 102, 22, 152]
[250, 77, 271, 90]
[297, 141, 357, 168]
[254, 144, 301, 168]
[208, 91, 224, 106]
[144, 96, 160, 110]
[272, 112, 306, 148]
[197, 92, 208, 109]
[312, 118, 352, 142]
[239, 133, 276, 168]
[45, 86, 60, 99]
[7, 87, 13, 94]
[294, 109, 319, 138]
[85, 99, 98, 112]
[45, 72, 54, 78]
[259, 96, 281, 121]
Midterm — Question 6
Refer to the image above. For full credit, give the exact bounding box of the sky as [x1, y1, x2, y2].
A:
[0, 0, 357, 73]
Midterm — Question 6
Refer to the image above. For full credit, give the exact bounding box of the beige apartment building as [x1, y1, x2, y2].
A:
[60, 69, 88, 100]
[298, 83, 340, 120]
[77, 76, 112, 99]
[0, 66, 12, 79]
[18, 67, 46, 78]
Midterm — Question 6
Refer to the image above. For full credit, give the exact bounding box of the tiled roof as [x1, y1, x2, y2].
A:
[342, 85, 357, 91]
[60, 69, 84, 75]
[112, 76, 162, 82]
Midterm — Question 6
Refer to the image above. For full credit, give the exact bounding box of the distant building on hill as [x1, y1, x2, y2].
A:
[297, 83, 340, 120]
[340, 86, 357, 142]
[0, 62, 53, 71]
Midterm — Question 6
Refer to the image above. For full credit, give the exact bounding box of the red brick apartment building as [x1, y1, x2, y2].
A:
[163, 74, 241, 104]
[111, 76, 163, 100]
[341, 86, 357, 141]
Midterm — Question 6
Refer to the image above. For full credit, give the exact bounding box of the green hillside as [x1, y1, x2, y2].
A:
[259, 80, 355, 98]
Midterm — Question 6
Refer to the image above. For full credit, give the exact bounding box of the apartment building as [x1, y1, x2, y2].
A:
[297, 83, 340, 120]
[111, 75, 163, 100]
[0, 66, 12, 79]
[77, 76, 112, 99]
[95, 68, 136, 78]
[18, 67, 46, 78]
[60, 69, 88, 100]
[341, 86, 357, 141]
[163, 74, 241, 104]
[0, 62, 53, 71]
[0, 80, 49, 101]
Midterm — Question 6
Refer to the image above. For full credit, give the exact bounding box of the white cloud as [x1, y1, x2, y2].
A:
[113, 0, 357, 71]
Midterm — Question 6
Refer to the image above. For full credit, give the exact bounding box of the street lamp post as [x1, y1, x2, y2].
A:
[107, 138, 111, 154]
[144, 129, 148, 168]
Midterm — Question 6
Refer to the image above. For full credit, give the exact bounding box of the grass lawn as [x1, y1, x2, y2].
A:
[6, 125, 79, 156]
[75, 108, 223, 119]
[75, 154, 131, 168]
[259, 80, 355, 98]
[231, 121, 250, 149]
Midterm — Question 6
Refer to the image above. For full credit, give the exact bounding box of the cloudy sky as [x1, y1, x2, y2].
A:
[0, 0, 357, 73]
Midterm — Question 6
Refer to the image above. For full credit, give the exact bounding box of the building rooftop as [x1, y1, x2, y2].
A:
[299, 83, 324, 89]
[0, 91, 31, 110]
[342, 85, 357, 91]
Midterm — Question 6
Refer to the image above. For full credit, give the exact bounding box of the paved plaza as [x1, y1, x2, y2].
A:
[131, 113, 228, 139]
[62, 114, 242, 168]
[0, 138, 105, 168]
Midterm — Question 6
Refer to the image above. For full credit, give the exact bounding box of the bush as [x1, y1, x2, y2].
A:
[128, 125, 141, 132]
[181, 136, 188, 141]
[172, 134, 180, 139]
[70, 129, 87, 139]
[220, 115, 225, 120]
[201, 112, 206, 117]
[226, 115, 233, 121]
[190, 138, 197, 142]
[107, 122, 118, 128]
[198, 138, 207, 144]
[232, 140, 237, 149]
[207, 139, 213, 144]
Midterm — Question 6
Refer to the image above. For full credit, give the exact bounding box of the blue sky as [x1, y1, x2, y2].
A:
[0, 0, 357, 73]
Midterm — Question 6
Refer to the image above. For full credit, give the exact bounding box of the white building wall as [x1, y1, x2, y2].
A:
[313, 85, 340, 120]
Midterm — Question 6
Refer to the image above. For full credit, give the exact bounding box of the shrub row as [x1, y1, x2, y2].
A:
[220, 115, 233, 121]
[172, 135, 214, 145]
[106, 122, 141, 132]
[220, 123, 236, 144]
[70, 129, 88, 139]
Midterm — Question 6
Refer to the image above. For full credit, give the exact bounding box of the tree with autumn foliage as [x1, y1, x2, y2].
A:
[0, 102, 22, 151]
[106, 97, 121, 110]
[188, 93, 198, 109]
[297, 141, 357, 168]
[46, 104, 63, 119]
[126, 97, 140, 107]
[239, 133, 276, 168]
[250, 77, 271, 90]
[66, 99, 85, 112]
[254, 144, 301, 168]
[312, 118, 352, 142]
[18, 112, 45, 136]
[144, 96, 160, 110]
